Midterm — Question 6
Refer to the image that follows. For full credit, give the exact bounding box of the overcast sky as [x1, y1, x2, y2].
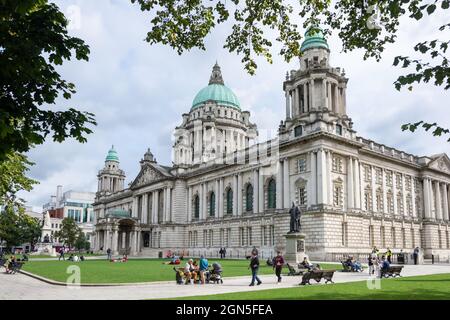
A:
[21, 0, 450, 211]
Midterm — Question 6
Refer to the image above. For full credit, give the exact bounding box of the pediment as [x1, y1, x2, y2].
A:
[428, 154, 450, 174]
[130, 164, 167, 188]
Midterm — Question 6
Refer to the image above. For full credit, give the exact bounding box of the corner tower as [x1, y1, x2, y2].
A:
[97, 145, 126, 197]
[280, 27, 355, 141]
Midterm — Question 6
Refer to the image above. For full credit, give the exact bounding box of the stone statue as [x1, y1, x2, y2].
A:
[43, 211, 51, 228]
[43, 234, 50, 243]
[289, 202, 301, 233]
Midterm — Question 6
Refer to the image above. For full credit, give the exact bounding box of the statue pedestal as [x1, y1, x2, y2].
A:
[35, 243, 57, 257]
[284, 232, 308, 264]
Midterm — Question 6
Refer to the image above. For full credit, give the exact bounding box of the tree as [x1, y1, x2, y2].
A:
[0, 0, 96, 162]
[0, 205, 42, 251]
[18, 213, 42, 249]
[132, 0, 450, 139]
[74, 231, 90, 252]
[0, 151, 38, 207]
[54, 217, 80, 249]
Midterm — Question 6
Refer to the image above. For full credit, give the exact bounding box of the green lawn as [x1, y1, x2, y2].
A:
[26, 253, 104, 259]
[175, 273, 450, 300]
[22, 258, 341, 284]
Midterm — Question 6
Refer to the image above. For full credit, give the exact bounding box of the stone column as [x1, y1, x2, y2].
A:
[310, 79, 315, 110]
[237, 173, 243, 215]
[142, 193, 148, 224]
[347, 156, 354, 209]
[411, 179, 417, 217]
[354, 158, 361, 209]
[155, 190, 160, 223]
[166, 187, 171, 222]
[276, 160, 283, 209]
[162, 188, 167, 222]
[327, 151, 333, 206]
[393, 173, 398, 215]
[285, 91, 291, 119]
[382, 170, 388, 214]
[202, 183, 207, 219]
[371, 166, 376, 213]
[292, 89, 298, 117]
[423, 178, 431, 219]
[105, 229, 111, 251]
[132, 197, 138, 218]
[333, 84, 338, 113]
[402, 174, 407, 216]
[295, 87, 300, 115]
[317, 149, 327, 205]
[253, 170, 259, 213]
[310, 151, 317, 206]
[303, 83, 308, 112]
[215, 179, 220, 218]
[233, 175, 238, 215]
[443, 183, 449, 221]
[283, 158, 290, 208]
[188, 186, 192, 222]
[219, 178, 224, 218]
[259, 169, 264, 212]
[112, 227, 119, 254]
[322, 79, 328, 110]
[436, 181, 443, 221]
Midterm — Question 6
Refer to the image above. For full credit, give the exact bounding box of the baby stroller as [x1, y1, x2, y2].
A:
[206, 262, 223, 284]
[173, 267, 184, 285]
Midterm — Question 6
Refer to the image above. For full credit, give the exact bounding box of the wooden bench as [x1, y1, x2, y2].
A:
[381, 265, 403, 278]
[287, 263, 306, 276]
[340, 260, 352, 272]
[300, 270, 336, 285]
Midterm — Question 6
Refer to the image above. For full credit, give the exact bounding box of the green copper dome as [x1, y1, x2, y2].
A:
[191, 62, 241, 111]
[300, 26, 329, 53]
[105, 145, 119, 162]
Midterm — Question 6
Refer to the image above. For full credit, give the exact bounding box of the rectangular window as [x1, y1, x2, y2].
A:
[364, 166, 371, 182]
[298, 157, 307, 172]
[247, 227, 252, 246]
[386, 171, 393, 187]
[375, 168, 382, 184]
[332, 156, 343, 173]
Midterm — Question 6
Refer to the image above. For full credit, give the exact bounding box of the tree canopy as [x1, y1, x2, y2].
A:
[0, 0, 96, 162]
[55, 217, 81, 249]
[0, 206, 42, 250]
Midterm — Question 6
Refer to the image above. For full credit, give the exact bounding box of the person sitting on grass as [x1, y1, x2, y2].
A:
[300, 257, 314, 271]
[183, 259, 193, 284]
[122, 255, 128, 262]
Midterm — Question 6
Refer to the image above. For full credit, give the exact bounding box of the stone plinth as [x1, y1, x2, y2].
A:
[284, 232, 308, 264]
[35, 243, 57, 257]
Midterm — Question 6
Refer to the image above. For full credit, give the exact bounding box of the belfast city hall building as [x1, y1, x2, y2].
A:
[92, 29, 450, 261]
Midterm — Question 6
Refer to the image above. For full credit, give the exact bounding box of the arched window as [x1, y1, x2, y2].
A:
[226, 188, 233, 214]
[246, 184, 253, 212]
[194, 195, 200, 219]
[267, 179, 276, 209]
[209, 192, 215, 217]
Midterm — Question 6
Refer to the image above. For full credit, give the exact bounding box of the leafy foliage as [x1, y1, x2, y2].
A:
[0, 151, 38, 206]
[0, 205, 42, 249]
[54, 217, 80, 249]
[402, 121, 450, 141]
[0, 0, 96, 161]
[74, 231, 90, 252]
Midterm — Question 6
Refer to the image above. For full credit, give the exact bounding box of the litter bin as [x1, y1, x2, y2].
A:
[158, 251, 163, 258]
[397, 253, 405, 264]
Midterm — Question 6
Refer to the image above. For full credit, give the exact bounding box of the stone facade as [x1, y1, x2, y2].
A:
[93, 30, 450, 261]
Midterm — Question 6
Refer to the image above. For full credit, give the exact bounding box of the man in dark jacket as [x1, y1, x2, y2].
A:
[273, 251, 285, 283]
[249, 251, 262, 286]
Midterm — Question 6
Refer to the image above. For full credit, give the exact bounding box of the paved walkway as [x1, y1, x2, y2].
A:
[1, 264, 450, 300]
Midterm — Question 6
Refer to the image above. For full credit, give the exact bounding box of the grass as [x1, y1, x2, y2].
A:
[21, 258, 341, 284]
[174, 273, 450, 300]
[26, 253, 104, 259]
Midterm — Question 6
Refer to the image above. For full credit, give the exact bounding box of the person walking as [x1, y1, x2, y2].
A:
[58, 246, 65, 261]
[106, 248, 112, 261]
[219, 248, 224, 259]
[273, 251, 285, 283]
[249, 251, 262, 286]
[413, 247, 420, 265]
[199, 255, 209, 284]
[223, 247, 227, 258]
